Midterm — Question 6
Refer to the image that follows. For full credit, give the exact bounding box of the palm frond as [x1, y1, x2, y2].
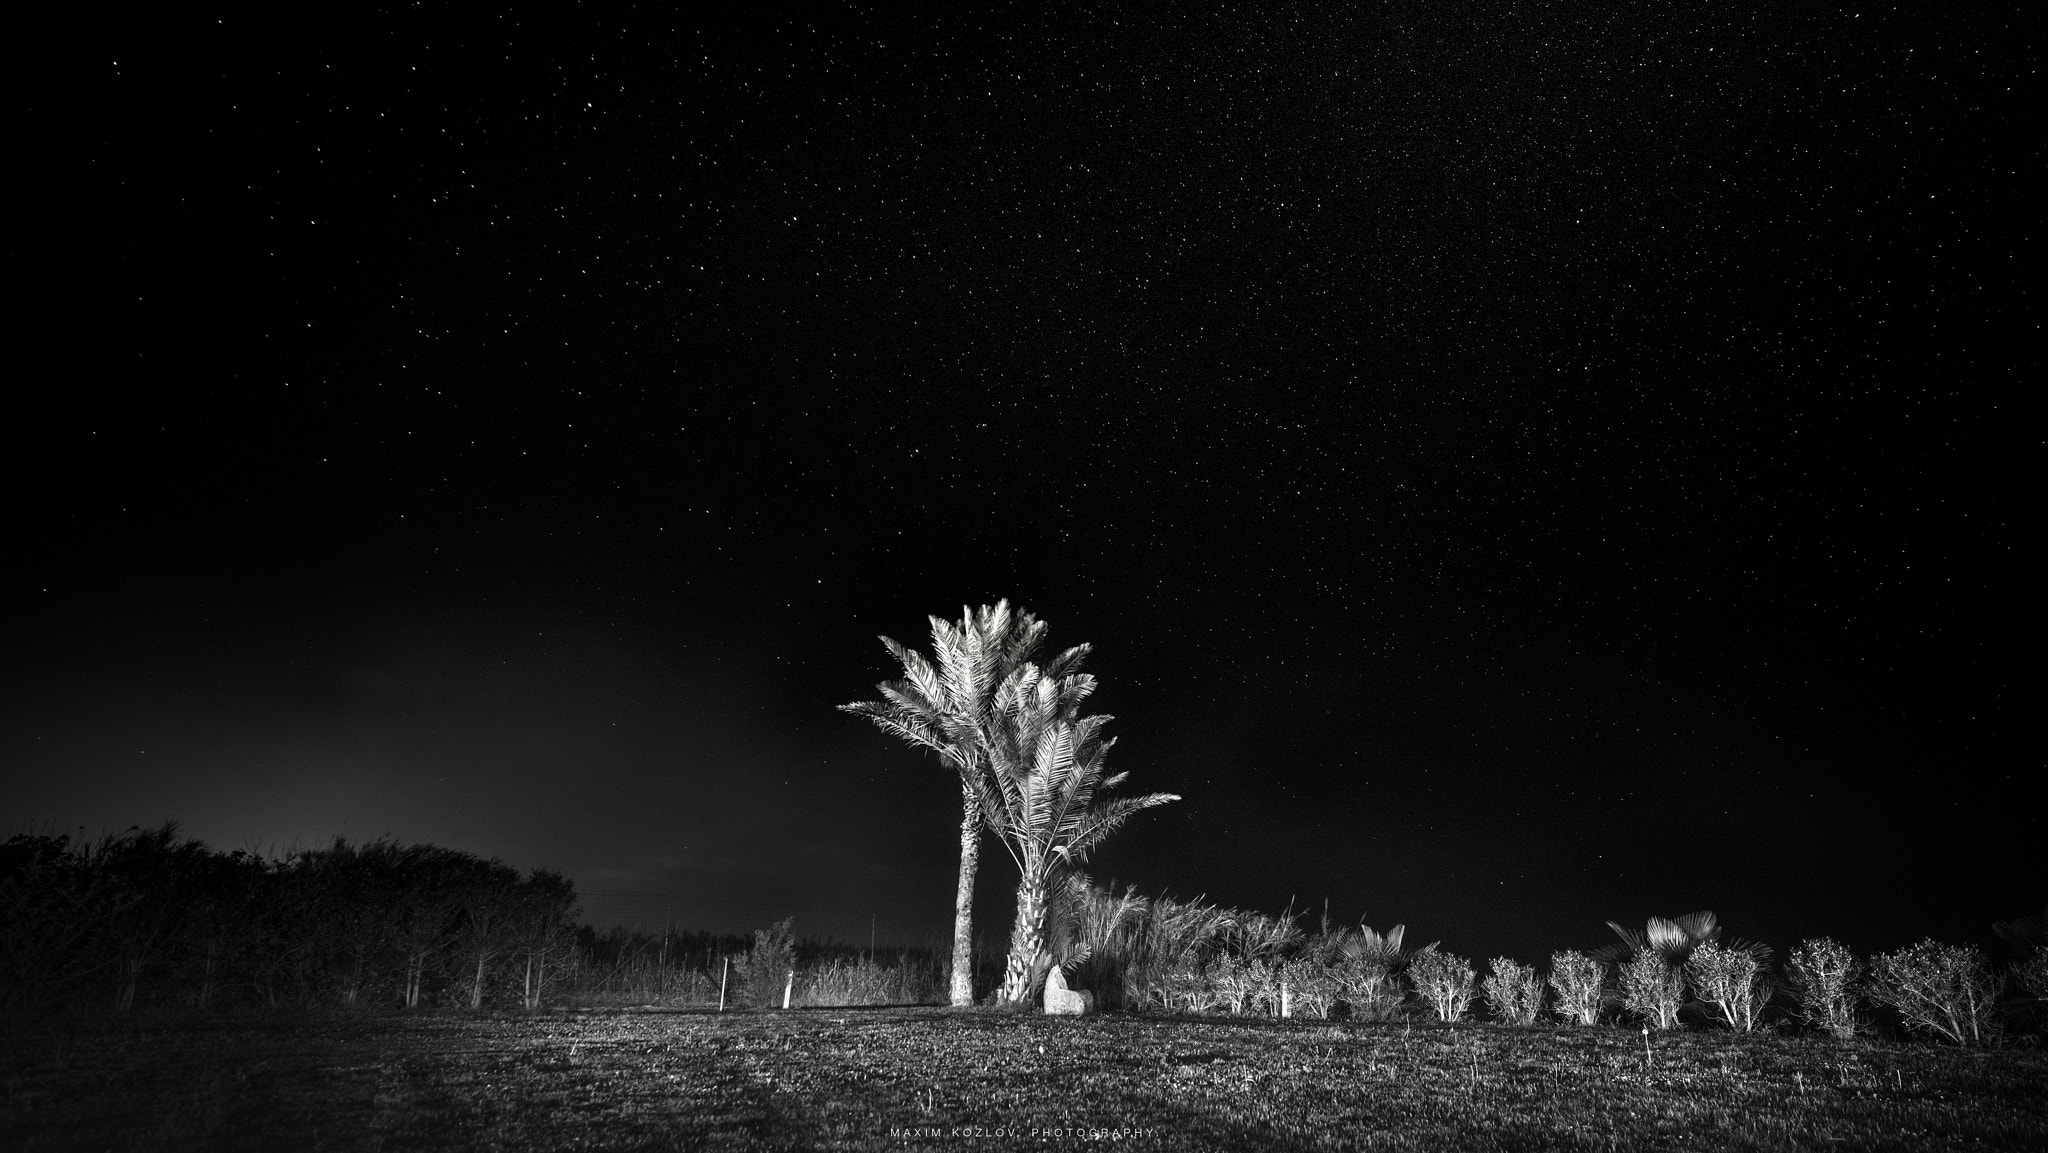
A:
[871, 681, 939, 724]
[880, 636, 946, 709]
[1993, 906, 2048, 950]
[1039, 642, 1091, 681]
[1646, 916, 1692, 957]
[1342, 923, 1409, 965]
[1672, 911, 1722, 945]
[1056, 792, 1180, 869]
[1600, 921, 1649, 966]
[837, 701, 947, 758]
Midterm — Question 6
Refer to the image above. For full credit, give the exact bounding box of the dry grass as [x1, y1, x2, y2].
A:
[3, 1008, 2044, 1151]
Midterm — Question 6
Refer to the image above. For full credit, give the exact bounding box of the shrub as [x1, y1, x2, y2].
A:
[1482, 957, 1544, 1025]
[1786, 937, 1862, 1040]
[2012, 947, 2048, 1000]
[1284, 964, 1344, 1019]
[1687, 941, 1770, 1033]
[1211, 954, 1278, 1015]
[731, 918, 797, 1008]
[1620, 951, 1684, 1030]
[1548, 951, 1605, 1026]
[1407, 945, 1476, 1023]
[1163, 966, 1204, 1011]
[1122, 894, 1235, 1012]
[1339, 961, 1407, 1021]
[1330, 923, 1410, 1021]
[1867, 939, 2004, 1046]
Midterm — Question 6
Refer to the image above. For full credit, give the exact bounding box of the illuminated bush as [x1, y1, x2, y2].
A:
[1620, 951, 1684, 1030]
[2011, 947, 2048, 1001]
[731, 918, 797, 1008]
[1686, 941, 1770, 1033]
[1211, 954, 1278, 1015]
[1284, 963, 1345, 1019]
[1867, 939, 2003, 1046]
[1407, 945, 1476, 1023]
[1482, 957, 1544, 1025]
[1786, 937, 1863, 1040]
[1547, 951, 1605, 1026]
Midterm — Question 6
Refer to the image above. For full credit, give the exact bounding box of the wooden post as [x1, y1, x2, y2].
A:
[1280, 977, 1292, 1019]
[783, 969, 795, 1010]
[718, 956, 729, 1012]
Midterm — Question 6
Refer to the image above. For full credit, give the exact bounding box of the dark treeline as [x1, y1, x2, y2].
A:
[0, 824, 577, 1015]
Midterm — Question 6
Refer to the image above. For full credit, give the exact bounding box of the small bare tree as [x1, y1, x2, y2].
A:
[1867, 939, 2004, 1046]
[2013, 948, 2048, 1002]
[1547, 950, 1605, 1025]
[1786, 937, 1862, 1039]
[1686, 941, 1770, 1032]
[514, 869, 578, 1010]
[1482, 956, 1544, 1025]
[1620, 951, 1684, 1030]
[1407, 945, 1476, 1023]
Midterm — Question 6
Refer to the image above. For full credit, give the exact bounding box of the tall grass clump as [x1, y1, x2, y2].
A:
[1482, 957, 1544, 1025]
[1620, 951, 1684, 1030]
[1041, 876, 1147, 1012]
[1107, 890, 1235, 1012]
[1867, 939, 2004, 1046]
[794, 952, 942, 1007]
[1687, 941, 1771, 1033]
[1548, 951, 1605, 1025]
[1210, 905, 1303, 1015]
[1407, 945, 1475, 1023]
[1786, 937, 1863, 1040]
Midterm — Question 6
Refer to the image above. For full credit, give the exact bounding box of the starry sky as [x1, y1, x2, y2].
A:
[10, 3, 2036, 967]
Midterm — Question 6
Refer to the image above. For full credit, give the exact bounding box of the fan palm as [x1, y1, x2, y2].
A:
[979, 662, 1179, 1004]
[1606, 912, 1716, 965]
[839, 600, 1086, 1006]
[1600, 911, 1767, 967]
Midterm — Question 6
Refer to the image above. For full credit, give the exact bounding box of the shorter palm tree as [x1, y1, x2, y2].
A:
[978, 663, 1179, 1004]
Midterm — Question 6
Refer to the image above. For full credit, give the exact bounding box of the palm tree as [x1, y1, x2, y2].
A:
[1600, 911, 1767, 967]
[839, 600, 1087, 1007]
[979, 661, 1179, 1004]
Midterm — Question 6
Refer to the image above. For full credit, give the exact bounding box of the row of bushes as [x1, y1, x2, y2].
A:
[1029, 881, 2045, 1046]
[1116, 923, 2045, 1047]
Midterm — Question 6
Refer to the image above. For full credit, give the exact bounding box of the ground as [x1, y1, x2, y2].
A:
[3, 1008, 2043, 1151]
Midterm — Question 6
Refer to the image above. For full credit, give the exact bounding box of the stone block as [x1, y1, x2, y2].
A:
[1044, 966, 1094, 1015]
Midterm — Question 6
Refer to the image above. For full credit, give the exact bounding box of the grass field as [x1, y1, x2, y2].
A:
[3, 1008, 2044, 1151]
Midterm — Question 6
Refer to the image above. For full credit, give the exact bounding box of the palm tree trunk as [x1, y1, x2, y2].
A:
[949, 781, 980, 1007]
[999, 875, 1050, 1005]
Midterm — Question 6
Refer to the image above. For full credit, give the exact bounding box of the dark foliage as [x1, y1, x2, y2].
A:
[0, 825, 577, 1015]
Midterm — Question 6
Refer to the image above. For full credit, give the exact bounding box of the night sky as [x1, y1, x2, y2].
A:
[11, 3, 2036, 969]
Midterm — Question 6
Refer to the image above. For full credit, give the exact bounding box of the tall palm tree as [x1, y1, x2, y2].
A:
[839, 600, 1087, 1007]
[979, 661, 1179, 1004]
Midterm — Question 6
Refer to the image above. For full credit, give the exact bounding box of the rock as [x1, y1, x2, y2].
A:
[1044, 967, 1094, 1015]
